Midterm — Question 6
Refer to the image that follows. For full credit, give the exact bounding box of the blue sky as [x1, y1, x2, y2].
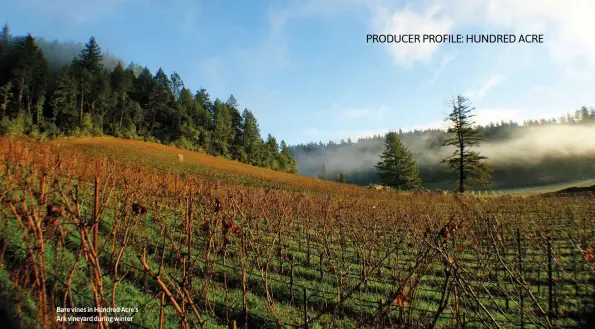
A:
[2, 0, 595, 145]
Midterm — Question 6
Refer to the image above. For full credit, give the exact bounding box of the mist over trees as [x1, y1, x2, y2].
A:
[0, 25, 298, 174]
[290, 108, 595, 190]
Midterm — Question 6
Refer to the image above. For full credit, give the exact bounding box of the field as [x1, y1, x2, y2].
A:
[0, 136, 594, 329]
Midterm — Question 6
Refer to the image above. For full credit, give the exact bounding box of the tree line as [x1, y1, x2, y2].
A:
[293, 102, 595, 191]
[0, 25, 298, 174]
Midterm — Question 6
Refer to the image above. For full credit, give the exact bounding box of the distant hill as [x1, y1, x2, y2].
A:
[289, 112, 595, 190]
[50, 136, 363, 195]
[547, 184, 595, 195]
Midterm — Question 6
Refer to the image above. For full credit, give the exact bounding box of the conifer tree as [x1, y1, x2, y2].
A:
[264, 133, 280, 169]
[336, 172, 347, 183]
[110, 62, 133, 131]
[74, 36, 103, 124]
[279, 140, 298, 174]
[50, 65, 78, 130]
[318, 163, 328, 180]
[0, 23, 11, 54]
[375, 132, 421, 190]
[147, 68, 172, 135]
[441, 95, 492, 193]
[0, 81, 12, 121]
[212, 99, 233, 156]
[241, 109, 264, 165]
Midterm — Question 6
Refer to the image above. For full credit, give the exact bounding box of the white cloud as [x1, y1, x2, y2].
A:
[480, 0, 595, 64]
[464, 74, 507, 100]
[367, 0, 595, 68]
[371, 4, 454, 66]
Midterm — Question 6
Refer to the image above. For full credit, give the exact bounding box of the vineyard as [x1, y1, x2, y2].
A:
[0, 137, 594, 329]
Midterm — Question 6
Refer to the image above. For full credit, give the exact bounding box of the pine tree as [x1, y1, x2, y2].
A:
[78, 36, 103, 75]
[279, 140, 298, 174]
[0, 23, 11, 54]
[10, 34, 47, 117]
[264, 134, 280, 169]
[131, 67, 153, 108]
[147, 68, 172, 136]
[375, 132, 421, 190]
[318, 163, 328, 180]
[50, 65, 78, 130]
[0, 81, 12, 120]
[241, 109, 263, 165]
[110, 62, 133, 131]
[212, 99, 233, 157]
[580, 106, 590, 124]
[194, 88, 213, 129]
[336, 172, 347, 183]
[168, 74, 185, 131]
[74, 36, 103, 124]
[225, 95, 243, 159]
[193, 88, 213, 151]
[169, 72, 184, 102]
[441, 95, 492, 193]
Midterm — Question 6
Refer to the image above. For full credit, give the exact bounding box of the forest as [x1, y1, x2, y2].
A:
[0, 24, 299, 174]
[289, 110, 595, 189]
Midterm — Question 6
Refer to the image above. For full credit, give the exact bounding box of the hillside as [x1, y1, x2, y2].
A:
[0, 26, 299, 178]
[49, 136, 368, 196]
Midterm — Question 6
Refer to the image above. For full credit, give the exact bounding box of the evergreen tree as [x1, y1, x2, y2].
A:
[169, 72, 184, 102]
[74, 36, 103, 124]
[194, 88, 213, 129]
[375, 132, 421, 190]
[441, 95, 492, 193]
[241, 109, 263, 165]
[78, 36, 103, 75]
[50, 65, 78, 130]
[279, 140, 298, 174]
[131, 67, 153, 108]
[9, 34, 47, 118]
[193, 88, 213, 151]
[264, 133, 280, 169]
[109, 62, 133, 131]
[147, 68, 172, 136]
[212, 99, 233, 157]
[336, 172, 347, 183]
[226, 95, 243, 158]
[0, 23, 11, 55]
[0, 81, 12, 120]
[169, 73, 186, 131]
[318, 163, 328, 180]
[580, 106, 590, 124]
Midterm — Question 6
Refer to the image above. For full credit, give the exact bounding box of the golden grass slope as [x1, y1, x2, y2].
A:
[49, 136, 368, 195]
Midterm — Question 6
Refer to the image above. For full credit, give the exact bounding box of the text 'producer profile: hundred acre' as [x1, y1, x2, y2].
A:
[366, 34, 544, 44]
